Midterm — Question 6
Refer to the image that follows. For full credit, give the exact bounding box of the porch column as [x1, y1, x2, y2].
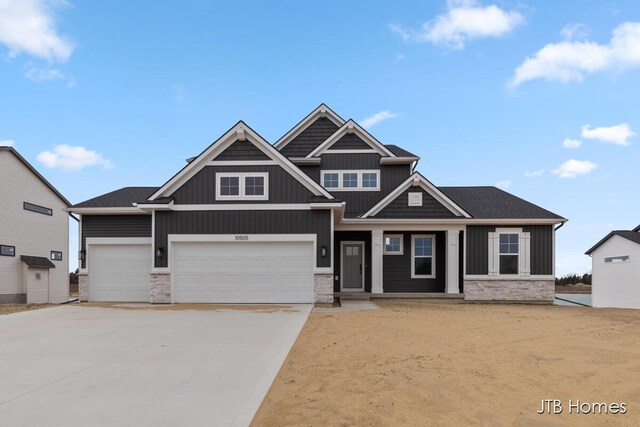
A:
[446, 229, 461, 294]
[371, 229, 384, 294]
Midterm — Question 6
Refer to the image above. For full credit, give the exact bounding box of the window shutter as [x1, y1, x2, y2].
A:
[520, 232, 531, 276]
[488, 232, 498, 275]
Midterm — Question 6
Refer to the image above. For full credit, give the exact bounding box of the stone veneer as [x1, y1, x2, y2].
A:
[464, 280, 555, 303]
[150, 273, 171, 304]
[79, 274, 89, 302]
[314, 273, 334, 303]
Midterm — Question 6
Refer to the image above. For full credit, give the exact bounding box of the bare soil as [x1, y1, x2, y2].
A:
[253, 301, 640, 426]
[0, 304, 52, 316]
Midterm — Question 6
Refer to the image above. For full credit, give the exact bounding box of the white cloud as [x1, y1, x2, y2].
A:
[24, 64, 64, 81]
[510, 22, 640, 87]
[560, 23, 589, 41]
[562, 138, 582, 148]
[0, 139, 15, 147]
[0, 0, 74, 61]
[36, 145, 112, 171]
[524, 169, 545, 177]
[360, 110, 399, 129]
[390, 0, 523, 49]
[496, 180, 511, 189]
[552, 159, 597, 178]
[581, 123, 635, 146]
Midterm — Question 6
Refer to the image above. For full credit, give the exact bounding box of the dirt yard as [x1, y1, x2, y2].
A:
[0, 304, 52, 316]
[253, 301, 640, 426]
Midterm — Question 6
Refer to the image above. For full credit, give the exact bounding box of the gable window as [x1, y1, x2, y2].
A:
[412, 235, 435, 278]
[0, 245, 15, 257]
[499, 233, 519, 275]
[51, 251, 63, 261]
[216, 173, 268, 201]
[320, 170, 380, 191]
[384, 234, 403, 255]
[24, 202, 53, 216]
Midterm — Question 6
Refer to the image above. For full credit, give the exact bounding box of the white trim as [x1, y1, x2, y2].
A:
[330, 209, 335, 273]
[446, 230, 460, 294]
[383, 234, 404, 255]
[306, 119, 396, 158]
[337, 219, 565, 226]
[209, 160, 277, 166]
[172, 203, 312, 211]
[81, 237, 152, 275]
[289, 158, 321, 165]
[489, 228, 532, 278]
[321, 170, 380, 192]
[77, 214, 82, 265]
[274, 104, 345, 149]
[361, 173, 471, 219]
[151, 211, 156, 272]
[67, 207, 146, 214]
[340, 241, 365, 291]
[322, 149, 378, 154]
[134, 200, 174, 210]
[371, 229, 384, 294]
[411, 234, 436, 279]
[148, 122, 334, 200]
[215, 172, 269, 201]
[380, 157, 420, 164]
[464, 275, 555, 281]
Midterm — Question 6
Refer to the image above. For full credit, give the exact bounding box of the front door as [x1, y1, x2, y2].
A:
[342, 242, 364, 291]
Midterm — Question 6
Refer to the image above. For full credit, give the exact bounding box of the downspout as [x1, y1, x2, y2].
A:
[555, 221, 566, 231]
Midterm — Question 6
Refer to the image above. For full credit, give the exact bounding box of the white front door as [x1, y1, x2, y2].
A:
[89, 244, 152, 302]
[172, 241, 315, 303]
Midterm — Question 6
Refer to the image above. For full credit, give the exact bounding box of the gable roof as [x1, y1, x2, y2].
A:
[586, 230, 640, 255]
[362, 173, 471, 218]
[384, 144, 418, 158]
[439, 187, 565, 220]
[0, 147, 70, 207]
[634, 225, 640, 232]
[306, 120, 397, 158]
[70, 187, 158, 208]
[274, 104, 345, 150]
[148, 121, 334, 201]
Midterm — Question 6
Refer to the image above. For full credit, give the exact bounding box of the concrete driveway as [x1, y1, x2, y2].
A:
[0, 303, 312, 427]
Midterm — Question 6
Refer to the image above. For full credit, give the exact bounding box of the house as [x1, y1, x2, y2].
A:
[0, 147, 71, 304]
[586, 225, 640, 309]
[67, 104, 566, 304]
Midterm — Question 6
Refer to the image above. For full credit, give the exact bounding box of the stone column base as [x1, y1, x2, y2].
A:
[464, 280, 555, 302]
[314, 273, 334, 303]
[79, 274, 89, 302]
[150, 273, 171, 304]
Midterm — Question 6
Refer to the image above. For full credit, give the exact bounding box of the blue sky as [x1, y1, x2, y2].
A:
[1, 0, 639, 274]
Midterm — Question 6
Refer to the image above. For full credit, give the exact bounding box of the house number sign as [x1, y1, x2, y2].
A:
[235, 235, 249, 241]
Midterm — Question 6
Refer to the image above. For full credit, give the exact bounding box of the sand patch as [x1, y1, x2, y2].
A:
[79, 302, 300, 313]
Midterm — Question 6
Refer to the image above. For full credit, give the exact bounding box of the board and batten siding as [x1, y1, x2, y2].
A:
[81, 215, 152, 269]
[279, 117, 341, 158]
[330, 133, 372, 150]
[215, 140, 270, 161]
[154, 210, 331, 269]
[466, 225, 554, 275]
[0, 150, 69, 303]
[373, 188, 458, 219]
[170, 165, 314, 204]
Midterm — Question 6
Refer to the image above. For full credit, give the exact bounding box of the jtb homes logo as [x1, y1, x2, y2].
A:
[538, 400, 627, 415]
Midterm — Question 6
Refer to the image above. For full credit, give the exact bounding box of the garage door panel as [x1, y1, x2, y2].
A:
[173, 241, 315, 303]
[90, 244, 151, 302]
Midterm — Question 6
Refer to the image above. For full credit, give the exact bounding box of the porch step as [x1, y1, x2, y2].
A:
[335, 292, 371, 301]
[372, 293, 465, 300]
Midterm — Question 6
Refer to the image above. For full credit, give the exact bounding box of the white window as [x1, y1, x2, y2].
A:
[488, 228, 531, 277]
[216, 173, 269, 200]
[320, 170, 380, 191]
[384, 234, 403, 255]
[411, 235, 435, 278]
[499, 233, 519, 275]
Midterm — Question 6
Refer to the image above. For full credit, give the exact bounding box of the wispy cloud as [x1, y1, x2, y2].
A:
[560, 23, 589, 41]
[24, 63, 76, 87]
[496, 180, 511, 189]
[581, 123, 635, 146]
[562, 138, 582, 149]
[360, 110, 399, 129]
[36, 145, 112, 171]
[510, 22, 640, 87]
[0, 0, 75, 61]
[0, 139, 15, 147]
[552, 159, 597, 178]
[524, 169, 545, 177]
[390, 0, 523, 49]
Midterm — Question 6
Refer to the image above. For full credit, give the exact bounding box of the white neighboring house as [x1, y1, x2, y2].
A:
[586, 225, 640, 309]
[0, 147, 71, 304]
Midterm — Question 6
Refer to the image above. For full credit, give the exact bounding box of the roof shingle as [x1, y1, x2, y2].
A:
[71, 187, 158, 208]
[586, 230, 640, 255]
[21, 256, 56, 269]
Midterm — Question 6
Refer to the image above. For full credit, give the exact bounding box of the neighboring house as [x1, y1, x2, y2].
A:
[0, 147, 71, 304]
[67, 104, 566, 304]
[586, 225, 640, 309]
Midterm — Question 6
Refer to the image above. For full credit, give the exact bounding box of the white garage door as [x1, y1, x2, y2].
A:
[89, 244, 151, 302]
[173, 241, 315, 303]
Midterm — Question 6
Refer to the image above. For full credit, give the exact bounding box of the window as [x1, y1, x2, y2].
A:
[412, 235, 435, 278]
[605, 256, 629, 263]
[51, 251, 63, 261]
[216, 173, 268, 200]
[323, 173, 339, 188]
[320, 170, 380, 191]
[0, 245, 15, 257]
[24, 202, 53, 216]
[384, 235, 403, 255]
[499, 233, 519, 275]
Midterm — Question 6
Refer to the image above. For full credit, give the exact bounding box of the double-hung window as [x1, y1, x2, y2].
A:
[412, 235, 435, 278]
[488, 228, 530, 277]
[216, 173, 268, 200]
[320, 170, 380, 191]
[499, 233, 519, 275]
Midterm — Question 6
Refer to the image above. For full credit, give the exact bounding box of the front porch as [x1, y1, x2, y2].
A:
[336, 291, 465, 302]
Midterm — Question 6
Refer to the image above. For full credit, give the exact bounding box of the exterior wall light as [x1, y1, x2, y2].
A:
[321, 246, 327, 257]
[156, 247, 164, 258]
[78, 250, 86, 261]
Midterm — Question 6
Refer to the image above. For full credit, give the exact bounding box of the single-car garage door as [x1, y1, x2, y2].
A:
[173, 241, 315, 303]
[89, 244, 152, 302]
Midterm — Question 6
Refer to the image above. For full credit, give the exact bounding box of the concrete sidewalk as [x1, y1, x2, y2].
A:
[0, 303, 311, 427]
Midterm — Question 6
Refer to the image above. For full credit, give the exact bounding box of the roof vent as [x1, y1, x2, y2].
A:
[236, 127, 246, 141]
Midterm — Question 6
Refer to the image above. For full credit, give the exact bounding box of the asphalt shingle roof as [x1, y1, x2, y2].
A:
[384, 144, 419, 158]
[21, 255, 56, 269]
[71, 187, 158, 208]
[586, 230, 640, 255]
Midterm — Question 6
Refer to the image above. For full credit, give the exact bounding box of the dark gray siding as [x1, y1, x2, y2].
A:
[81, 215, 152, 269]
[330, 133, 371, 150]
[466, 225, 554, 275]
[154, 210, 331, 269]
[297, 165, 321, 183]
[383, 231, 446, 292]
[280, 117, 340, 157]
[374, 188, 458, 219]
[171, 165, 314, 204]
[215, 140, 269, 160]
[321, 153, 381, 170]
[333, 231, 372, 292]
